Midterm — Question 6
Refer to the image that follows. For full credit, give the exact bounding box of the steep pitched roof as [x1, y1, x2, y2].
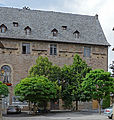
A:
[0, 7, 109, 46]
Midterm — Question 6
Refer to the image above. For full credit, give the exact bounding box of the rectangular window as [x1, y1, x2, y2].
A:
[50, 44, 57, 55]
[84, 47, 91, 57]
[22, 43, 30, 54]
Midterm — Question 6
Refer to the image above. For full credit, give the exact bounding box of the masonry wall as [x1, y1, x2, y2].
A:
[0, 38, 108, 105]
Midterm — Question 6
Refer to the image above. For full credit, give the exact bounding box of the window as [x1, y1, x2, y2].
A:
[84, 47, 91, 57]
[22, 43, 30, 54]
[1, 65, 11, 84]
[51, 28, 58, 37]
[62, 26, 67, 30]
[13, 22, 18, 27]
[50, 44, 57, 55]
[24, 26, 31, 35]
[73, 30, 80, 38]
[0, 24, 7, 33]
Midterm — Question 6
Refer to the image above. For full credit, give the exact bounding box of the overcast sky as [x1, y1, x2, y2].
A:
[0, 0, 114, 71]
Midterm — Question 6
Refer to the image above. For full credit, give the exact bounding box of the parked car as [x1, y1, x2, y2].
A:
[7, 105, 21, 114]
[104, 106, 113, 119]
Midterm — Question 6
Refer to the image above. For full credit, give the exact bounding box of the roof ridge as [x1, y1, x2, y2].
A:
[0, 6, 95, 18]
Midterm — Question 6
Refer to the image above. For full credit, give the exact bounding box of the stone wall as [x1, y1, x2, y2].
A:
[0, 38, 108, 106]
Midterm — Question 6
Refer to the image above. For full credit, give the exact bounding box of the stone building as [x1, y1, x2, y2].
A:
[0, 7, 109, 109]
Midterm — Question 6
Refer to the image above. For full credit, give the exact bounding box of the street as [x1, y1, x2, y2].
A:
[3, 111, 109, 120]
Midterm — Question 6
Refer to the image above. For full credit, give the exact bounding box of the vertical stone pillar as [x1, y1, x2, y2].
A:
[0, 96, 2, 120]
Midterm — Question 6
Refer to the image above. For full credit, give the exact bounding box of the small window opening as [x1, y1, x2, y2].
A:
[51, 28, 58, 37]
[13, 22, 18, 27]
[0, 24, 7, 33]
[73, 30, 80, 38]
[62, 26, 67, 30]
[24, 26, 31, 35]
[22, 43, 30, 54]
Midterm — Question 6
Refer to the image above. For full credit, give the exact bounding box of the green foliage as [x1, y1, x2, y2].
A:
[14, 76, 57, 103]
[29, 56, 52, 77]
[61, 54, 91, 109]
[102, 94, 110, 109]
[0, 81, 9, 97]
[29, 56, 61, 82]
[82, 69, 114, 101]
[82, 69, 114, 113]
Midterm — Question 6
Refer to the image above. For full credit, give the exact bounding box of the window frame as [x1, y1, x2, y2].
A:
[50, 44, 57, 55]
[73, 30, 80, 38]
[51, 28, 58, 37]
[22, 43, 30, 54]
[24, 26, 31, 35]
[84, 46, 91, 57]
[0, 24, 7, 33]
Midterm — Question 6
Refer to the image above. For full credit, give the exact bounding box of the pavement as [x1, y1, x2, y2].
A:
[2, 111, 109, 120]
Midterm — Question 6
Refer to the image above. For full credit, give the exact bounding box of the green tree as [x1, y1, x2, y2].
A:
[0, 81, 9, 118]
[61, 54, 91, 110]
[29, 56, 61, 82]
[82, 69, 114, 114]
[14, 76, 57, 114]
[0, 81, 9, 96]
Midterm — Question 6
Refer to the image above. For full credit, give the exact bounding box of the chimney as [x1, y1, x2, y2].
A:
[95, 14, 98, 19]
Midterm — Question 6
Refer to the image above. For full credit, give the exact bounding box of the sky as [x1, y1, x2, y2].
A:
[0, 0, 114, 72]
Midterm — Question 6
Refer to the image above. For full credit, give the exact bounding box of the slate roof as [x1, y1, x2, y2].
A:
[0, 7, 109, 46]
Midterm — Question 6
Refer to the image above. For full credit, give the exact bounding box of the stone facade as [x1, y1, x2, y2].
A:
[0, 7, 109, 110]
[0, 38, 108, 106]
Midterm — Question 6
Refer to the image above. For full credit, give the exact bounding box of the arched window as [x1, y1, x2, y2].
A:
[1, 65, 11, 84]
[24, 26, 31, 35]
[0, 24, 7, 33]
[73, 30, 80, 38]
[51, 28, 58, 37]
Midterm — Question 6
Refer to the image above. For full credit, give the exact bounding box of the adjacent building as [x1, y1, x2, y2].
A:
[0, 7, 109, 109]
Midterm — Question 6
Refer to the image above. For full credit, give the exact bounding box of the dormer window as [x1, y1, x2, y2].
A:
[13, 22, 18, 27]
[51, 28, 58, 37]
[73, 30, 80, 38]
[62, 26, 67, 30]
[0, 24, 7, 33]
[24, 26, 31, 35]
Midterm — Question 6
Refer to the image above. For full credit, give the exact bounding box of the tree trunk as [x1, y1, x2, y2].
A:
[76, 100, 78, 111]
[43, 101, 47, 112]
[33, 103, 37, 115]
[98, 101, 101, 114]
[28, 101, 32, 114]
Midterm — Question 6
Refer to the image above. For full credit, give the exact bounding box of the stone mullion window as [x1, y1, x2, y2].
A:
[84, 47, 91, 57]
[22, 43, 30, 54]
[50, 44, 57, 55]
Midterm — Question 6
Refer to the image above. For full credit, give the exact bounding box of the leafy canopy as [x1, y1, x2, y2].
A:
[82, 69, 114, 101]
[61, 54, 91, 108]
[0, 81, 9, 97]
[14, 76, 57, 103]
[29, 56, 61, 82]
